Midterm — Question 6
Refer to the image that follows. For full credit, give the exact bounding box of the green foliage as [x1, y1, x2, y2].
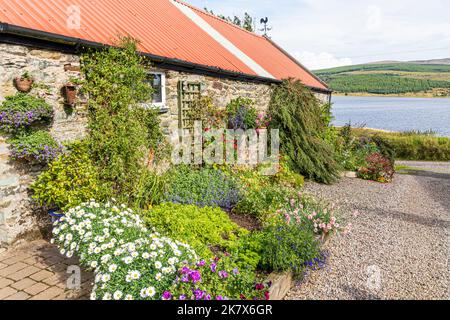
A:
[323, 74, 450, 94]
[315, 63, 450, 95]
[226, 97, 258, 129]
[204, 8, 255, 32]
[143, 203, 247, 259]
[233, 184, 292, 219]
[80, 37, 164, 198]
[268, 79, 341, 184]
[30, 141, 110, 211]
[186, 97, 226, 128]
[234, 233, 263, 271]
[271, 159, 305, 188]
[8, 131, 63, 164]
[129, 168, 167, 210]
[257, 222, 320, 274]
[334, 125, 396, 175]
[0, 93, 53, 132]
[164, 166, 241, 210]
[316, 63, 450, 75]
[351, 128, 450, 161]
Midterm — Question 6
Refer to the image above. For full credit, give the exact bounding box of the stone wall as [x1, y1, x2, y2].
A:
[158, 69, 274, 134]
[0, 44, 86, 247]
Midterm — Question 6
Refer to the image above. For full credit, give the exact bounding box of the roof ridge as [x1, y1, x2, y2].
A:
[173, 0, 264, 40]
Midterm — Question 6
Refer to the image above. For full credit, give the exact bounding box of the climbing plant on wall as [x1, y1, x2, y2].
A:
[80, 37, 164, 196]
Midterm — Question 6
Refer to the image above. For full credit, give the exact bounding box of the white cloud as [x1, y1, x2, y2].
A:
[294, 51, 352, 70]
[188, 0, 450, 64]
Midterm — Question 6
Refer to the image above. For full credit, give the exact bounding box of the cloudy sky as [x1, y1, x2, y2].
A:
[187, 0, 450, 70]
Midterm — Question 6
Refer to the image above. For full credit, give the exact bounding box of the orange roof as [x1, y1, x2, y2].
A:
[0, 0, 328, 91]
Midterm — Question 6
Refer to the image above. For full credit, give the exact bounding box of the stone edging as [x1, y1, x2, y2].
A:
[267, 272, 293, 300]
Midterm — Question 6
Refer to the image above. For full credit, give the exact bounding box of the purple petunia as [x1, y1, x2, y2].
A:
[189, 270, 201, 283]
[193, 289, 204, 300]
[218, 271, 228, 279]
[162, 291, 172, 300]
[210, 262, 217, 273]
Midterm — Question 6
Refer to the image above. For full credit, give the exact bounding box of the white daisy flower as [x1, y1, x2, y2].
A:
[155, 273, 162, 281]
[155, 261, 162, 269]
[113, 291, 123, 300]
[101, 274, 111, 283]
[123, 257, 133, 265]
[145, 287, 156, 298]
[124, 295, 133, 300]
[140, 288, 148, 298]
[102, 293, 112, 300]
[109, 264, 118, 273]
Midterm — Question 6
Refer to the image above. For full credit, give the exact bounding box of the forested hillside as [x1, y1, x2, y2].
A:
[315, 62, 450, 96]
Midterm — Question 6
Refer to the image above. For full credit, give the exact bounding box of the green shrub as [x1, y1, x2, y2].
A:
[257, 222, 320, 274]
[9, 131, 63, 164]
[30, 141, 110, 211]
[129, 168, 167, 210]
[234, 233, 263, 271]
[0, 93, 53, 132]
[52, 201, 197, 300]
[143, 203, 248, 258]
[271, 156, 305, 188]
[164, 166, 241, 210]
[268, 80, 341, 184]
[233, 184, 292, 219]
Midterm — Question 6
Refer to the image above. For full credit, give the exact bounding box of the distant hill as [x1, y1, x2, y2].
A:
[314, 60, 450, 97]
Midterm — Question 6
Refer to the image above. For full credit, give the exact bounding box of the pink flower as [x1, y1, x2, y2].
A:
[307, 215, 313, 221]
[284, 213, 291, 224]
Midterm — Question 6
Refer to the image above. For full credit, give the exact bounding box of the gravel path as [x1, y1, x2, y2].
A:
[286, 161, 450, 300]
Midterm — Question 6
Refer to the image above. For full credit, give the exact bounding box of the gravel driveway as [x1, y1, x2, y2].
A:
[286, 161, 450, 300]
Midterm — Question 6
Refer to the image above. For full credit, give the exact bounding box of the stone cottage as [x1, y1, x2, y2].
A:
[0, 0, 331, 246]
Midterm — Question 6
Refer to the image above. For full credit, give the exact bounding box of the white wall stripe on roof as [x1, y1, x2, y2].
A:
[170, 0, 275, 79]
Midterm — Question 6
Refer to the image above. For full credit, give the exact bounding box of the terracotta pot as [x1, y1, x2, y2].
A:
[14, 77, 34, 93]
[62, 84, 77, 106]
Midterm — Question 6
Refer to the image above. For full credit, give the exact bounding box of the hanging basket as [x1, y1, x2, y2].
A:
[14, 77, 34, 93]
[62, 84, 77, 106]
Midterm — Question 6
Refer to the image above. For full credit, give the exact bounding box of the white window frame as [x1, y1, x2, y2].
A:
[143, 71, 167, 110]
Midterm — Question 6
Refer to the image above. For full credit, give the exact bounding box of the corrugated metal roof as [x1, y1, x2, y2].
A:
[0, 0, 328, 90]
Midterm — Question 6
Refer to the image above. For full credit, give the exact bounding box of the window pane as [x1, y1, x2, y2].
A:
[146, 73, 164, 104]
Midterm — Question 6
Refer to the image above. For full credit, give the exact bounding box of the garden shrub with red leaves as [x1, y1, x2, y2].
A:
[357, 152, 395, 183]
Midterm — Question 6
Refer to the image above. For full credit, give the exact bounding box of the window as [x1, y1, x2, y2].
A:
[144, 72, 166, 109]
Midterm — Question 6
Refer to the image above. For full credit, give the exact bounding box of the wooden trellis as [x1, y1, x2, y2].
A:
[177, 81, 202, 130]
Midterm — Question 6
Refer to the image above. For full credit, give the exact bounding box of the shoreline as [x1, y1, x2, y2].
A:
[332, 93, 450, 99]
